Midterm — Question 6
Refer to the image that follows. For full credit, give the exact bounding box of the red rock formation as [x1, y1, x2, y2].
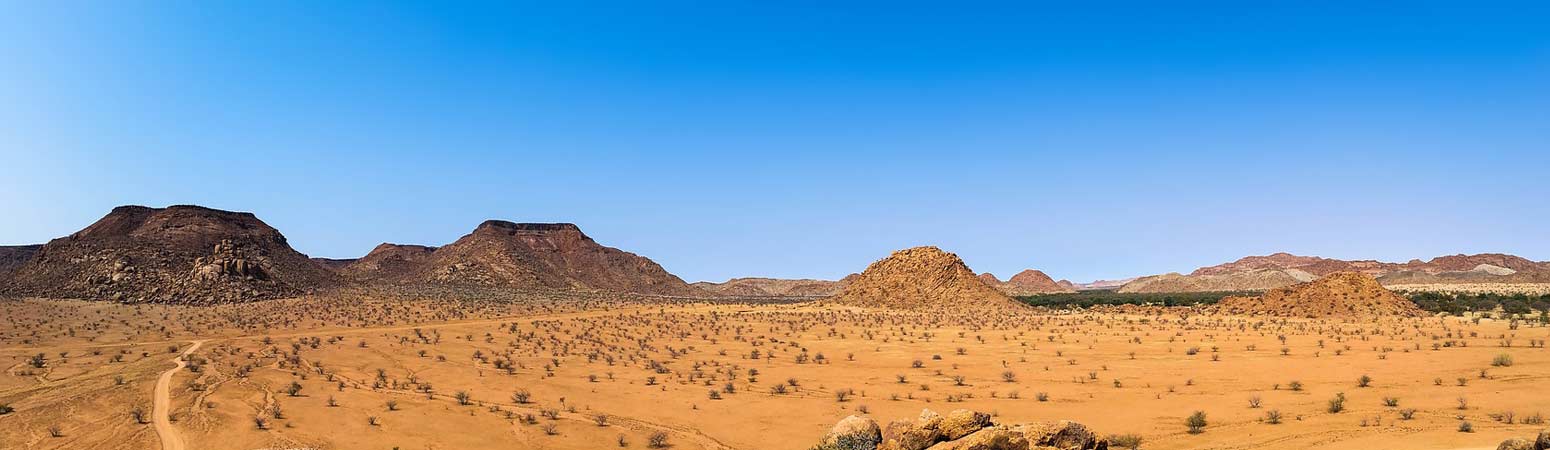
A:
[827, 246, 1025, 312]
[3, 205, 336, 304]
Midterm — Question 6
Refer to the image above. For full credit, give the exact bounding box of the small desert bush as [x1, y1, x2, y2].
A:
[1107, 433, 1143, 450]
[1327, 393, 1347, 413]
[1186, 411, 1207, 434]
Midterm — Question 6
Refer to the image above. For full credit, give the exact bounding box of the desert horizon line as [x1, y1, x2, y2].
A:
[2, 202, 1544, 287]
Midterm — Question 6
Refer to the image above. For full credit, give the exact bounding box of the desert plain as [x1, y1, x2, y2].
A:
[2, 206, 1548, 450]
[2, 292, 1547, 450]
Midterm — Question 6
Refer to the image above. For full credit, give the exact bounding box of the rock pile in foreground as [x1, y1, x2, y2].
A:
[812, 409, 1108, 450]
[1496, 429, 1550, 450]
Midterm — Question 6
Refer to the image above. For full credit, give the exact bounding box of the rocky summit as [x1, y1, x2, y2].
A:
[1, 205, 336, 304]
[828, 246, 1026, 313]
[1001, 269, 1077, 295]
[340, 243, 439, 281]
[1215, 271, 1427, 318]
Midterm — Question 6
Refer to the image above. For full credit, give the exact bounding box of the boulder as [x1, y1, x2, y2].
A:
[1019, 420, 1100, 450]
[931, 426, 1030, 450]
[940, 410, 993, 440]
[820, 415, 882, 450]
[1499, 438, 1534, 450]
[881, 409, 946, 450]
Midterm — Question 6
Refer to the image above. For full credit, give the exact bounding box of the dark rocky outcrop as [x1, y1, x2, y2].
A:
[361, 221, 703, 297]
[2, 205, 336, 304]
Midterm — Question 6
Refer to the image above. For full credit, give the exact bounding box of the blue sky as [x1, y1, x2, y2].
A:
[2, 2, 1547, 283]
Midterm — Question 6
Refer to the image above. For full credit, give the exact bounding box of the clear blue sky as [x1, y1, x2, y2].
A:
[3, 2, 1547, 283]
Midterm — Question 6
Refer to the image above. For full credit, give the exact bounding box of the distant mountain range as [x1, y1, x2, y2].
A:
[2, 205, 1543, 303]
[0, 205, 699, 303]
[1119, 252, 1550, 293]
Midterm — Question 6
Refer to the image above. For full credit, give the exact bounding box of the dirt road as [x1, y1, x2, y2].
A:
[153, 340, 203, 450]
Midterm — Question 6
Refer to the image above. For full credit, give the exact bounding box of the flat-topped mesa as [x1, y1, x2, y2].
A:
[382, 220, 703, 296]
[1216, 271, 1427, 318]
[473, 220, 583, 234]
[813, 409, 1109, 450]
[827, 246, 1027, 312]
[2, 204, 337, 304]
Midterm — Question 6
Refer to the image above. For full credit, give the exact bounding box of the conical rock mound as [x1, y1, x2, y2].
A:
[1216, 271, 1425, 318]
[828, 246, 1025, 312]
[1002, 269, 1076, 295]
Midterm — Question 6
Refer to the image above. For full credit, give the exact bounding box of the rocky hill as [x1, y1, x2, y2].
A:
[377, 221, 702, 296]
[827, 246, 1026, 312]
[1003, 269, 1077, 295]
[980, 269, 1077, 295]
[690, 276, 848, 297]
[812, 409, 1107, 450]
[0, 244, 42, 281]
[2, 205, 336, 304]
[340, 243, 438, 281]
[1121, 252, 1550, 292]
[1215, 272, 1426, 318]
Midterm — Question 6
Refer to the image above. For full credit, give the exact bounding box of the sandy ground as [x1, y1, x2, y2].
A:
[2, 296, 1547, 450]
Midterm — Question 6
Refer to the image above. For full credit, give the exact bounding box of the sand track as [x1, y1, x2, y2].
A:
[154, 340, 203, 450]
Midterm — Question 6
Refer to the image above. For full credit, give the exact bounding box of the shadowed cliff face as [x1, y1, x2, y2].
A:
[3, 205, 337, 304]
[0, 244, 43, 280]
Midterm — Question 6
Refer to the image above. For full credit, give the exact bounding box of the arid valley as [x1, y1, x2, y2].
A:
[2, 205, 1548, 450]
[8, 4, 1550, 448]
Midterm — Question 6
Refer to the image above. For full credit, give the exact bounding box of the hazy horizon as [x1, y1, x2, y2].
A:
[4, 2, 1548, 283]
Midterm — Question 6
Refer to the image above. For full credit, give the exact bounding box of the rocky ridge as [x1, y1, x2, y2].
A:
[691, 277, 850, 297]
[1120, 252, 1550, 293]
